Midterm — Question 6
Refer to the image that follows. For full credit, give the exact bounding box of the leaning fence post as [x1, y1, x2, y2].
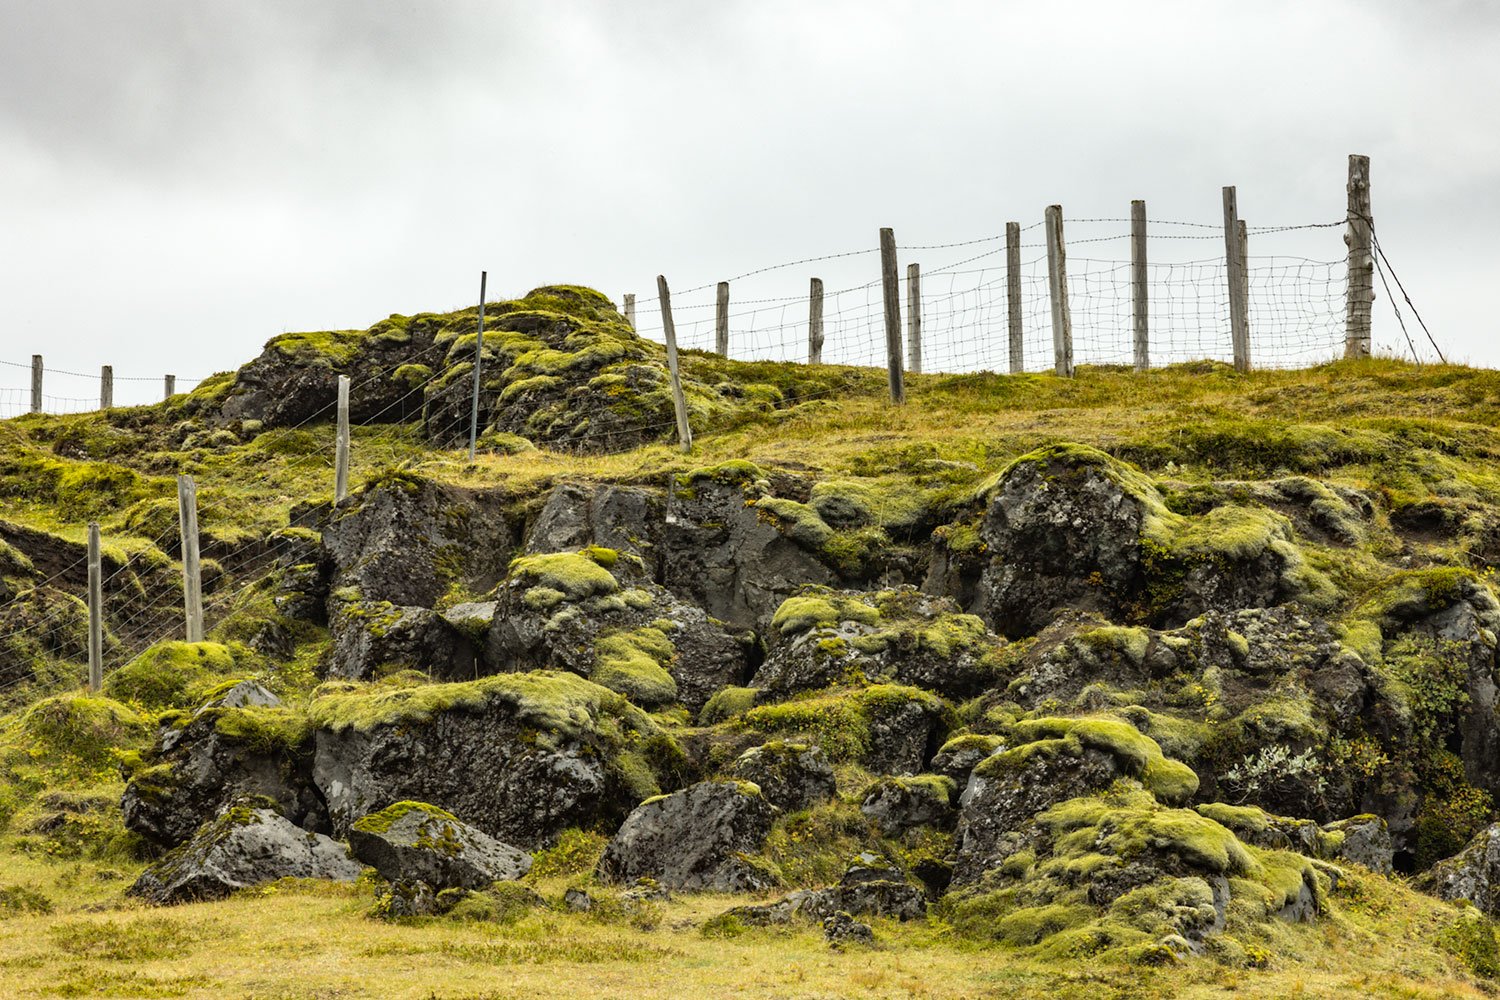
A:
[1006, 223, 1023, 373]
[100, 365, 113, 409]
[164, 375, 176, 400]
[623, 293, 636, 330]
[808, 278, 825, 364]
[1223, 186, 1251, 373]
[879, 228, 905, 403]
[656, 276, 694, 452]
[715, 282, 730, 357]
[87, 522, 102, 693]
[177, 474, 203, 643]
[1044, 206, 1074, 377]
[335, 375, 351, 504]
[467, 271, 487, 463]
[1344, 153, 1374, 359]
[906, 263, 922, 375]
[1131, 200, 1149, 371]
[30, 355, 42, 413]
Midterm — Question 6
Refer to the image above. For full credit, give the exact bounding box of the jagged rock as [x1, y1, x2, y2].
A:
[860, 775, 957, 836]
[328, 599, 475, 681]
[525, 482, 662, 577]
[122, 705, 324, 849]
[1325, 815, 1394, 874]
[203, 680, 280, 711]
[564, 887, 594, 912]
[725, 741, 836, 813]
[128, 804, 362, 905]
[662, 473, 833, 630]
[311, 672, 661, 850]
[348, 801, 532, 890]
[929, 735, 1005, 791]
[1416, 823, 1500, 915]
[440, 601, 497, 644]
[375, 880, 440, 919]
[596, 780, 778, 892]
[486, 547, 749, 712]
[822, 911, 874, 946]
[753, 586, 1005, 700]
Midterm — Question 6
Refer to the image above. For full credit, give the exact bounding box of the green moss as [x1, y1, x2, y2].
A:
[996, 716, 1199, 804]
[266, 329, 365, 367]
[352, 800, 460, 836]
[1439, 908, 1500, 979]
[808, 477, 932, 531]
[205, 705, 310, 754]
[740, 684, 949, 764]
[391, 364, 431, 389]
[770, 588, 881, 636]
[499, 375, 563, 404]
[508, 549, 620, 604]
[592, 627, 678, 707]
[699, 686, 758, 724]
[19, 693, 149, 775]
[102, 641, 237, 710]
[752, 497, 833, 549]
[676, 459, 769, 492]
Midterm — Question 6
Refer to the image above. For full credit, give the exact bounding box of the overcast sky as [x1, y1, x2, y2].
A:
[2, 1, 1497, 408]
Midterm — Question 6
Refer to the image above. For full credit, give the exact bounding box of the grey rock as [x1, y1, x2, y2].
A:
[205, 680, 281, 711]
[597, 780, 778, 892]
[860, 776, 957, 836]
[564, 887, 594, 912]
[822, 911, 874, 946]
[128, 805, 362, 905]
[1417, 823, 1500, 915]
[440, 601, 497, 644]
[377, 880, 440, 919]
[929, 735, 1005, 791]
[526, 482, 663, 578]
[1324, 815, 1394, 874]
[726, 742, 836, 814]
[349, 802, 532, 890]
[328, 599, 475, 681]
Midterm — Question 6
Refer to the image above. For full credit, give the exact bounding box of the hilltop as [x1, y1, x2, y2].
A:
[3, 286, 1500, 997]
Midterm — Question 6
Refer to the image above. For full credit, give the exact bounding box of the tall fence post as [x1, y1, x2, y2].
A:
[177, 474, 203, 643]
[30, 355, 42, 413]
[656, 276, 694, 452]
[623, 293, 636, 330]
[879, 228, 905, 404]
[1044, 206, 1074, 377]
[100, 365, 113, 409]
[87, 521, 102, 693]
[1131, 200, 1149, 371]
[906, 263, 922, 375]
[715, 282, 730, 357]
[467, 271, 487, 462]
[808, 278, 825, 364]
[1005, 223, 1023, 374]
[335, 375, 351, 504]
[1223, 186, 1251, 373]
[164, 374, 176, 399]
[1344, 153, 1373, 359]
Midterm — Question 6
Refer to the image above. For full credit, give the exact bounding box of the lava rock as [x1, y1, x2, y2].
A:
[1416, 823, 1500, 915]
[596, 780, 778, 892]
[726, 741, 837, 813]
[860, 775, 957, 836]
[822, 911, 874, 946]
[349, 801, 532, 890]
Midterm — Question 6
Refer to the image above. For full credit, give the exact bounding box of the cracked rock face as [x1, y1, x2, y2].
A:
[596, 780, 778, 892]
[348, 802, 532, 890]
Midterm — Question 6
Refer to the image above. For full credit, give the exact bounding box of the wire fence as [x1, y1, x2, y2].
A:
[0, 358, 205, 420]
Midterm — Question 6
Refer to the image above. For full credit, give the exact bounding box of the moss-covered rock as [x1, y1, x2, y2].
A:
[349, 800, 532, 889]
[738, 684, 953, 774]
[102, 641, 238, 710]
[597, 780, 779, 892]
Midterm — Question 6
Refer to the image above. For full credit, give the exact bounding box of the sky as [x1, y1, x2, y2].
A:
[1, 0, 1497, 408]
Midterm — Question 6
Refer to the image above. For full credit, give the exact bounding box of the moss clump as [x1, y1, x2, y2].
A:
[699, 686, 758, 725]
[770, 588, 881, 636]
[676, 460, 768, 492]
[101, 641, 238, 710]
[351, 800, 460, 836]
[591, 627, 678, 707]
[508, 548, 620, 608]
[752, 497, 833, 549]
[19, 694, 149, 776]
[266, 329, 365, 367]
[740, 684, 949, 764]
[990, 716, 1199, 805]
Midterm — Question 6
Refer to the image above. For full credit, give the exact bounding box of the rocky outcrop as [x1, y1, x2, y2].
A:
[860, 775, 957, 836]
[328, 599, 476, 681]
[524, 482, 663, 578]
[1416, 823, 1500, 915]
[128, 804, 362, 905]
[725, 741, 836, 814]
[348, 801, 531, 890]
[597, 780, 778, 892]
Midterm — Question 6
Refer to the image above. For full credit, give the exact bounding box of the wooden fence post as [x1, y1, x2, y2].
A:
[1006, 223, 1023, 373]
[1131, 200, 1149, 371]
[30, 355, 42, 413]
[879, 228, 905, 403]
[1223, 186, 1251, 373]
[177, 474, 203, 643]
[656, 275, 694, 452]
[808, 278, 825, 364]
[1344, 153, 1373, 359]
[164, 375, 176, 399]
[1238, 219, 1250, 337]
[467, 271, 487, 463]
[1044, 206, 1074, 377]
[100, 365, 113, 409]
[906, 263, 922, 374]
[335, 374, 351, 504]
[715, 282, 730, 357]
[623, 293, 636, 330]
[87, 521, 102, 693]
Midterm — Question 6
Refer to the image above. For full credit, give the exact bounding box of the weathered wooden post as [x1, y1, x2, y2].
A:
[715, 282, 730, 357]
[1344, 153, 1374, 359]
[656, 275, 694, 452]
[30, 355, 42, 413]
[906, 263, 922, 374]
[335, 375, 351, 504]
[1044, 206, 1074, 377]
[1131, 200, 1149, 371]
[177, 474, 204, 643]
[467, 271, 487, 463]
[87, 521, 102, 693]
[879, 228, 905, 403]
[808, 278, 825, 364]
[1006, 223, 1023, 373]
[623, 293, 636, 330]
[1223, 186, 1251, 373]
[164, 374, 176, 399]
[100, 365, 113, 409]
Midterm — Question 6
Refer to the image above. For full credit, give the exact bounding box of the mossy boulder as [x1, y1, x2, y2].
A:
[327, 597, 476, 682]
[1416, 822, 1500, 916]
[523, 482, 663, 578]
[860, 775, 957, 836]
[102, 641, 237, 710]
[348, 801, 532, 890]
[309, 670, 683, 849]
[596, 779, 779, 892]
[739, 684, 954, 775]
[725, 741, 837, 814]
[129, 802, 362, 906]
